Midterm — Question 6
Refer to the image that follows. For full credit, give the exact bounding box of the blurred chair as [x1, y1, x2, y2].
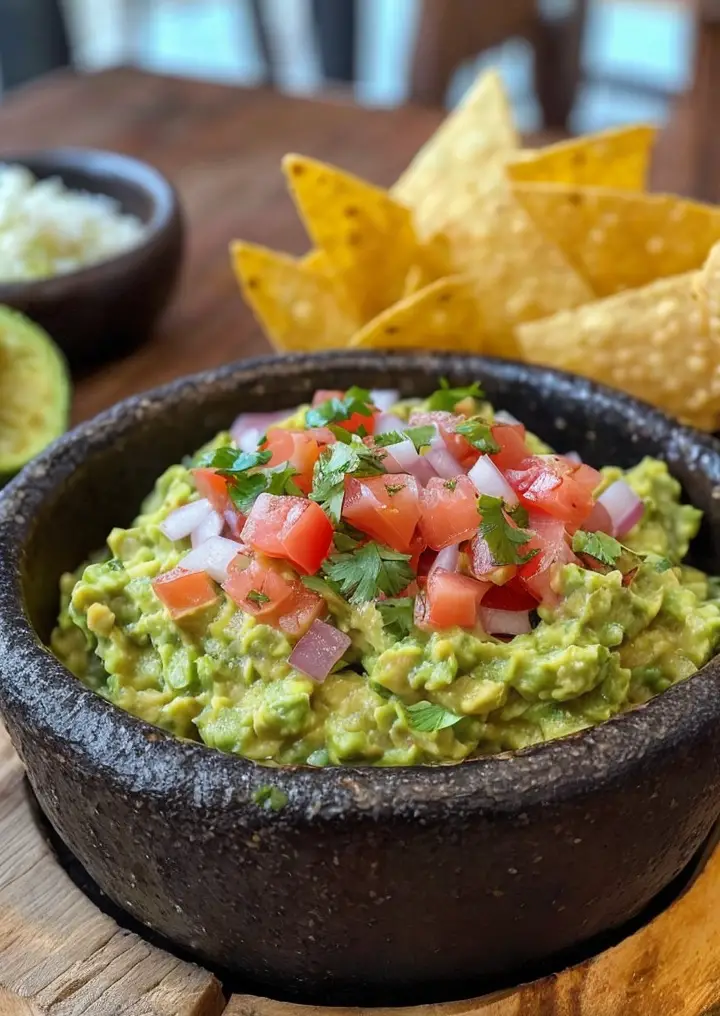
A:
[0, 0, 70, 91]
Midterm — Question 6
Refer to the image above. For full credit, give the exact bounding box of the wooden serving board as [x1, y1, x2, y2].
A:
[0, 719, 718, 1016]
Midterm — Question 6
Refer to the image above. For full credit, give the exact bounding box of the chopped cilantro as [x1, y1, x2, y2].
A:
[385, 483, 406, 496]
[301, 574, 345, 603]
[200, 445, 299, 514]
[377, 596, 415, 639]
[247, 589, 271, 606]
[654, 557, 673, 573]
[252, 786, 288, 811]
[373, 424, 436, 452]
[426, 378, 485, 413]
[405, 700, 463, 732]
[200, 446, 271, 473]
[306, 749, 330, 767]
[265, 464, 303, 498]
[507, 503, 529, 528]
[370, 681, 394, 701]
[444, 478, 458, 491]
[456, 417, 501, 454]
[309, 440, 385, 523]
[323, 542, 414, 604]
[478, 494, 538, 566]
[572, 530, 623, 568]
[229, 472, 270, 513]
[305, 386, 375, 429]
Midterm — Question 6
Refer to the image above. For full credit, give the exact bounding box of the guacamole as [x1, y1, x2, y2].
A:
[51, 383, 720, 766]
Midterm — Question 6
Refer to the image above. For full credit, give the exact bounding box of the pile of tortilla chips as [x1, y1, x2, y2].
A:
[231, 69, 720, 431]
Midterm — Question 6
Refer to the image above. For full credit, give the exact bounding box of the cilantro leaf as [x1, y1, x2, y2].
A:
[405, 700, 463, 732]
[201, 445, 298, 514]
[252, 786, 288, 811]
[370, 681, 394, 701]
[305, 386, 374, 429]
[200, 446, 272, 473]
[572, 530, 623, 568]
[266, 464, 303, 498]
[229, 472, 269, 513]
[654, 557, 673, 573]
[247, 589, 271, 606]
[478, 494, 538, 566]
[309, 440, 385, 523]
[323, 542, 414, 604]
[306, 749, 330, 767]
[377, 597, 415, 639]
[507, 503, 529, 529]
[456, 418, 501, 454]
[426, 378, 485, 412]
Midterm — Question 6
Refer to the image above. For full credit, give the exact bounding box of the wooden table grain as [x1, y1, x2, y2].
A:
[0, 66, 692, 426]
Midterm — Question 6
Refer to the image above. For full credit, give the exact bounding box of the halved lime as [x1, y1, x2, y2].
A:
[0, 306, 70, 486]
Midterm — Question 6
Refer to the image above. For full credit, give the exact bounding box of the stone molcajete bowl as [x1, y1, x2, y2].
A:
[0, 351, 719, 1005]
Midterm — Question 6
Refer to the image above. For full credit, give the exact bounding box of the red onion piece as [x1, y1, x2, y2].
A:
[289, 620, 352, 682]
[493, 410, 521, 427]
[564, 451, 582, 465]
[584, 500, 614, 535]
[598, 480, 644, 537]
[371, 389, 400, 412]
[468, 456, 518, 505]
[426, 433, 464, 479]
[429, 544, 460, 577]
[231, 411, 289, 452]
[191, 508, 223, 548]
[479, 607, 532, 636]
[181, 536, 249, 583]
[160, 499, 212, 541]
[383, 437, 418, 471]
[375, 412, 407, 435]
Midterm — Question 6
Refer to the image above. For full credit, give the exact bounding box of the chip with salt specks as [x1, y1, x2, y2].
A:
[505, 125, 657, 192]
[231, 241, 359, 352]
[515, 264, 720, 431]
[283, 154, 427, 323]
[392, 69, 519, 239]
[696, 240, 720, 349]
[349, 276, 484, 353]
[511, 184, 720, 298]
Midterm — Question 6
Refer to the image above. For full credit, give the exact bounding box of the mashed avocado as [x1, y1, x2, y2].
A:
[51, 388, 720, 766]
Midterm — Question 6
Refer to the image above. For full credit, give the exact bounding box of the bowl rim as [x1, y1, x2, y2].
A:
[1, 349, 719, 818]
[0, 146, 181, 299]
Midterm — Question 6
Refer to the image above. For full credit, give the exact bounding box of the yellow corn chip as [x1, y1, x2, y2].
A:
[696, 241, 720, 346]
[505, 125, 657, 191]
[230, 241, 358, 352]
[349, 276, 484, 353]
[516, 270, 720, 430]
[511, 184, 720, 298]
[283, 154, 421, 323]
[301, 249, 332, 275]
[392, 70, 519, 239]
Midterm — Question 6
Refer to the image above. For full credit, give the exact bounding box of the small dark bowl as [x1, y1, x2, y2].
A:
[0, 148, 184, 368]
[0, 351, 719, 1004]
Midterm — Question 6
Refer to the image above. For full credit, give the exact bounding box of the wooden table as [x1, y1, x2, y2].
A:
[0, 65, 696, 425]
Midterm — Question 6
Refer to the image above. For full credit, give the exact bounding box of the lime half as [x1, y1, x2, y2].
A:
[0, 306, 70, 485]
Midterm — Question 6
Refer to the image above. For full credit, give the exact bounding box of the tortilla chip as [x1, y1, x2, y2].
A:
[230, 241, 358, 352]
[283, 154, 421, 322]
[511, 185, 720, 297]
[440, 189, 593, 358]
[695, 240, 720, 349]
[392, 70, 519, 238]
[505, 125, 657, 191]
[516, 271, 720, 431]
[301, 249, 332, 274]
[349, 276, 484, 353]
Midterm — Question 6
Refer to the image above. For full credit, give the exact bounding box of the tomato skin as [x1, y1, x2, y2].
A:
[241, 494, 333, 574]
[263, 429, 321, 494]
[419, 476, 480, 550]
[421, 570, 489, 629]
[276, 585, 326, 637]
[223, 558, 295, 617]
[152, 566, 218, 619]
[192, 468, 230, 514]
[482, 577, 539, 611]
[507, 455, 597, 531]
[490, 424, 532, 473]
[518, 511, 579, 603]
[342, 474, 421, 554]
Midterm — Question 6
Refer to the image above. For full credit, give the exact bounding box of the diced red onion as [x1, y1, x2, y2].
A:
[288, 620, 352, 682]
[479, 607, 532, 636]
[426, 433, 464, 479]
[191, 508, 223, 548]
[584, 500, 613, 535]
[383, 437, 418, 471]
[375, 412, 407, 435]
[429, 544, 460, 577]
[160, 499, 212, 541]
[468, 456, 518, 505]
[493, 410, 521, 427]
[371, 389, 400, 412]
[180, 536, 249, 583]
[564, 451, 582, 465]
[597, 480, 644, 537]
[231, 411, 289, 452]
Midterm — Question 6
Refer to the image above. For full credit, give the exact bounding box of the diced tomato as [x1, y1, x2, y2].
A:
[422, 570, 489, 629]
[506, 455, 599, 532]
[490, 424, 532, 473]
[192, 468, 230, 514]
[342, 474, 421, 554]
[409, 410, 477, 468]
[276, 585, 326, 637]
[152, 566, 218, 619]
[312, 389, 344, 406]
[518, 512, 579, 604]
[223, 557, 295, 618]
[311, 390, 376, 436]
[305, 426, 337, 446]
[409, 530, 428, 572]
[223, 507, 246, 541]
[241, 494, 333, 575]
[419, 475, 480, 550]
[482, 576, 539, 611]
[263, 429, 321, 494]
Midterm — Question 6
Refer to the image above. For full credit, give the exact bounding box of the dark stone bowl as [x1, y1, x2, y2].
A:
[1, 351, 720, 1004]
[0, 148, 184, 369]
